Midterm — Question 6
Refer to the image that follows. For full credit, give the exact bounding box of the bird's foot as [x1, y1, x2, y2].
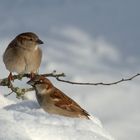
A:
[7, 73, 14, 87]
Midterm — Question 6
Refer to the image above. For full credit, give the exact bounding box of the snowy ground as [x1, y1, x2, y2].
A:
[0, 94, 114, 140]
[0, 1, 140, 140]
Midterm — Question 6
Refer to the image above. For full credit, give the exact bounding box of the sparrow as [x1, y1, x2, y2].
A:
[3, 32, 44, 82]
[27, 76, 90, 119]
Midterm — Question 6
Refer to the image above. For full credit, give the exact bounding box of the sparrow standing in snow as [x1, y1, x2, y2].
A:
[3, 32, 43, 82]
[27, 76, 90, 119]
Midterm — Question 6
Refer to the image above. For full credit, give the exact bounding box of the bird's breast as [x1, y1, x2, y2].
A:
[23, 47, 42, 73]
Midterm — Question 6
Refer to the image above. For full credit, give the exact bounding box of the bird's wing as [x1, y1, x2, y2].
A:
[3, 44, 26, 73]
[50, 88, 89, 115]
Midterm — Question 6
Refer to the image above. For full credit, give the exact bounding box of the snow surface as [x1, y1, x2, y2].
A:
[0, 94, 114, 140]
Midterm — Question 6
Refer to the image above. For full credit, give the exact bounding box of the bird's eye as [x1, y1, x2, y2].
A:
[30, 38, 33, 41]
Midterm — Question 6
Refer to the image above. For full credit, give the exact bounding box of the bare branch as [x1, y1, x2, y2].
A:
[0, 72, 65, 85]
[0, 72, 65, 98]
[0, 71, 140, 98]
[56, 73, 140, 86]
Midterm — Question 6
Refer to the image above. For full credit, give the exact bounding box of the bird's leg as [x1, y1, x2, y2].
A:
[8, 72, 14, 81]
[7, 72, 14, 87]
[30, 72, 35, 79]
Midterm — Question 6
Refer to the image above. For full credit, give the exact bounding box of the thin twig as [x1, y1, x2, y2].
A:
[4, 91, 13, 97]
[56, 73, 140, 86]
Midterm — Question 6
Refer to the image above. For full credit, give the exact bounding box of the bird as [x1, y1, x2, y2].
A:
[27, 76, 90, 119]
[3, 32, 44, 83]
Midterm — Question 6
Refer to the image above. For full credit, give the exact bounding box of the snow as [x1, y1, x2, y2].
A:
[0, 95, 114, 140]
[0, 94, 15, 108]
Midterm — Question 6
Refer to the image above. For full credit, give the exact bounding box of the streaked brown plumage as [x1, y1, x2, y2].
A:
[3, 32, 43, 81]
[27, 76, 90, 119]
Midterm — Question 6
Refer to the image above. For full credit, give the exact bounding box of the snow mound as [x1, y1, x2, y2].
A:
[0, 95, 114, 140]
[0, 94, 15, 108]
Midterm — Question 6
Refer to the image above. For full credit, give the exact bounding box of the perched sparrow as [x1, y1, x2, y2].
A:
[3, 32, 43, 81]
[27, 76, 90, 119]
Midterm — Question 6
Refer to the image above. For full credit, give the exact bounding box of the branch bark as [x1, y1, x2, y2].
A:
[0, 72, 139, 98]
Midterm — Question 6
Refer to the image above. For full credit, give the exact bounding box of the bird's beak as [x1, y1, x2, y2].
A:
[27, 79, 35, 86]
[37, 39, 44, 44]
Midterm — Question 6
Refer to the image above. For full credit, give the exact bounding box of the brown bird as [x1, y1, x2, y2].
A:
[3, 32, 43, 82]
[27, 76, 90, 119]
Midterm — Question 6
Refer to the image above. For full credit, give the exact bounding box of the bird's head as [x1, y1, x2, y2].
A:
[27, 75, 53, 90]
[15, 32, 44, 50]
